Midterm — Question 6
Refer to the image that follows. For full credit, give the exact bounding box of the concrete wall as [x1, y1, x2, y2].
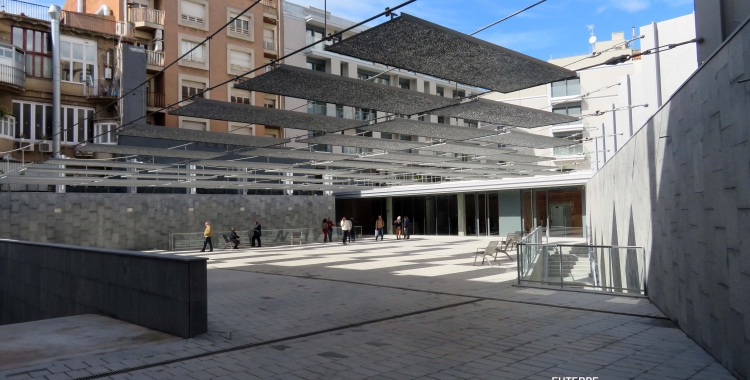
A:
[0, 193, 334, 251]
[695, 0, 750, 64]
[586, 17, 750, 379]
[0, 240, 207, 338]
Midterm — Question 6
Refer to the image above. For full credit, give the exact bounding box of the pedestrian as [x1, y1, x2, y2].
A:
[327, 217, 334, 243]
[322, 218, 330, 242]
[403, 216, 411, 240]
[252, 220, 262, 247]
[349, 217, 357, 242]
[375, 215, 385, 241]
[229, 227, 240, 249]
[201, 221, 213, 252]
[341, 217, 351, 244]
[393, 216, 402, 240]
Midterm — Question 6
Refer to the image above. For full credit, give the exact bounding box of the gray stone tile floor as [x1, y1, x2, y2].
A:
[0, 236, 736, 380]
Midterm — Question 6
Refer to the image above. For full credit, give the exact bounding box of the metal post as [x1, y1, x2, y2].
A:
[651, 22, 663, 108]
[545, 190, 550, 240]
[559, 246, 563, 289]
[49, 5, 64, 193]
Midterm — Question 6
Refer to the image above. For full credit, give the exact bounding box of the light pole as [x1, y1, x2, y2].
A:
[49, 5, 65, 193]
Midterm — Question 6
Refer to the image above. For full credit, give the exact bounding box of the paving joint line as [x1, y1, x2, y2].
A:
[224, 267, 671, 320]
[69, 299, 482, 380]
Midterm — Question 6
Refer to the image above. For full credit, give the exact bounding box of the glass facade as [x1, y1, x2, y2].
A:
[336, 187, 583, 237]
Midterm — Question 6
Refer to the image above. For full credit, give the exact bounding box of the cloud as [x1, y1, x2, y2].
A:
[608, 0, 651, 12]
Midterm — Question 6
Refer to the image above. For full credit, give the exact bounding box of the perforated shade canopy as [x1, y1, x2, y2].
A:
[240, 148, 355, 162]
[354, 152, 457, 163]
[76, 144, 227, 159]
[360, 118, 500, 140]
[42, 159, 168, 170]
[475, 129, 576, 148]
[419, 143, 513, 156]
[321, 161, 415, 170]
[482, 153, 556, 163]
[431, 98, 578, 128]
[326, 13, 577, 93]
[170, 99, 367, 133]
[235, 64, 458, 115]
[118, 124, 289, 147]
[191, 160, 293, 170]
[298, 134, 428, 151]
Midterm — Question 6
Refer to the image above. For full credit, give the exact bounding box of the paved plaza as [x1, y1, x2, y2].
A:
[0, 236, 735, 380]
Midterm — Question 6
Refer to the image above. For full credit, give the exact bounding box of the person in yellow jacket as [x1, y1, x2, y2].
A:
[201, 221, 213, 252]
[375, 215, 385, 241]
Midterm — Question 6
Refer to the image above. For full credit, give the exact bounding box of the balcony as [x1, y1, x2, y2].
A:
[129, 7, 165, 30]
[146, 50, 165, 69]
[62, 11, 119, 36]
[261, 0, 277, 16]
[264, 40, 276, 51]
[147, 93, 165, 109]
[305, 35, 333, 51]
[0, 63, 26, 92]
[85, 79, 118, 102]
[307, 103, 327, 116]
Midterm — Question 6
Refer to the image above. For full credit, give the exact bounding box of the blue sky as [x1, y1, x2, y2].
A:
[34, 0, 695, 60]
[290, 0, 695, 60]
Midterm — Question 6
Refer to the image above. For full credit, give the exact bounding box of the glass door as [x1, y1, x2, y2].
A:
[488, 193, 499, 235]
[478, 193, 487, 235]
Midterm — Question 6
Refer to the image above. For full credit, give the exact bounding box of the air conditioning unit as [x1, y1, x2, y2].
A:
[75, 151, 94, 157]
[104, 67, 112, 79]
[153, 41, 163, 51]
[15, 142, 33, 151]
[154, 29, 164, 40]
[39, 142, 53, 152]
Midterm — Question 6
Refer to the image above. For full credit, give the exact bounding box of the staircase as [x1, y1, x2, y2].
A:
[546, 246, 593, 285]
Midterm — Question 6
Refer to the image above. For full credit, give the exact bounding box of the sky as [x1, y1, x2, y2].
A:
[34, 0, 695, 60]
[286, 0, 695, 60]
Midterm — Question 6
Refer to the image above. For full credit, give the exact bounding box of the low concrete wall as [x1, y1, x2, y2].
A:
[0, 193, 335, 250]
[586, 17, 750, 379]
[0, 240, 207, 338]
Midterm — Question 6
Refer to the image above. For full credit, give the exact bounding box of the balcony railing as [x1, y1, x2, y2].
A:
[263, 40, 275, 51]
[1, 0, 50, 20]
[147, 92, 165, 108]
[146, 50, 165, 67]
[62, 11, 118, 35]
[305, 35, 333, 51]
[261, 0, 276, 13]
[229, 26, 250, 36]
[0, 63, 25, 89]
[307, 104, 327, 116]
[85, 79, 118, 98]
[129, 7, 165, 26]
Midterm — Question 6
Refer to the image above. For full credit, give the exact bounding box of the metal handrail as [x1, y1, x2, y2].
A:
[169, 227, 347, 251]
[146, 50, 165, 66]
[0, 63, 25, 89]
[129, 7, 165, 25]
[62, 11, 117, 35]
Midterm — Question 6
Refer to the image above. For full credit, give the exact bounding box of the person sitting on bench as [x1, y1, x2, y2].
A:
[229, 227, 240, 249]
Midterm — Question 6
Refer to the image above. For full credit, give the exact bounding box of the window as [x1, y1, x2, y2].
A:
[60, 37, 96, 84]
[306, 58, 325, 72]
[264, 99, 276, 108]
[358, 69, 389, 86]
[263, 29, 275, 50]
[229, 50, 251, 71]
[12, 27, 51, 79]
[229, 124, 253, 135]
[181, 120, 207, 130]
[551, 78, 581, 98]
[456, 89, 466, 98]
[355, 107, 375, 121]
[13, 100, 92, 142]
[436, 86, 444, 97]
[399, 79, 410, 90]
[308, 101, 326, 115]
[264, 126, 281, 138]
[229, 14, 251, 36]
[308, 131, 331, 152]
[306, 26, 328, 50]
[181, 0, 206, 25]
[552, 131, 583, 156]
[437, 116, 448, 124]
[182, 80, 206, 100]
[335, 104, 344, 118]
[1, 116, 16, 138]
[380, 132, 392, 140]
[552, 104, 582, 126]
[464, 119, 478, 128]
[230, 89, 251, 104]
[181, 40, 205, 63]
[95, 123, 117, 144]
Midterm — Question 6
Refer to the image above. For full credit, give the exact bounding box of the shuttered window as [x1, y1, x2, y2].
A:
[181, 1, 206, 25]
[181, 120, 206, 131]
[229, 50, 251, 71]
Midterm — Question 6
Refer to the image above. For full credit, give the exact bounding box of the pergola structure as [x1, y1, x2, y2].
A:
[1, 13, 586, 192]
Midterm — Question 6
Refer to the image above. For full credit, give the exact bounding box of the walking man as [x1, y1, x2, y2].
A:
[252, 221, 262, 247]
[349, 217, 357, 242]
[327, 217, 334, 243]
[201, 221, 213, 252]
[375, 215, 385, 241]
[341, 217, 351, 245]
[403, 216, 411, 240]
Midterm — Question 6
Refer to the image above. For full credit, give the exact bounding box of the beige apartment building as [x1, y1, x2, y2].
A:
[63, 0, 284, 137]
[0, 1, 129, 164]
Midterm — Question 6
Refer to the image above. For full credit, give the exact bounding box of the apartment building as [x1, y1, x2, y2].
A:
[485, 13, 698, 171]
[282, 1, 485, 154]
[63, 0, 283, 137]
[0, 0, 129, 165]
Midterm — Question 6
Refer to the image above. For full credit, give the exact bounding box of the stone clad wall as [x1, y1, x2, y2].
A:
[0, 194, 335, 250]
[586, 18, 750, 379]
